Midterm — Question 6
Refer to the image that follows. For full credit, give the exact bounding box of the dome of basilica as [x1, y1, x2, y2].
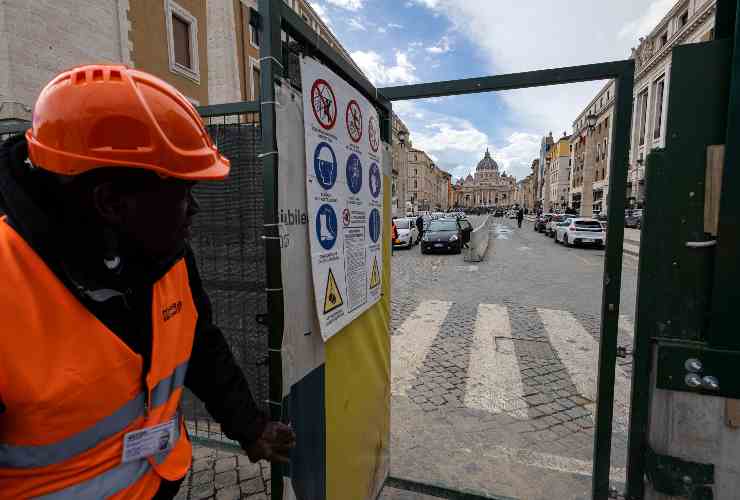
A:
[476, 148, 499, 172]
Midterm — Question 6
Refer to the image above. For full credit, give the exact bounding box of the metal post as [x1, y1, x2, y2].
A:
[592, 61, 635, 500]
[708, 0, 740, 349]
[258, 0, 285, 498]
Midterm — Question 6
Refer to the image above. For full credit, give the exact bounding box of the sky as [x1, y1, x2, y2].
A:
[307, 0, 677, 182]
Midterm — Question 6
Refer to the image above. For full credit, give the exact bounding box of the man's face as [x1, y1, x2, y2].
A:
[116, 177, 199, 262]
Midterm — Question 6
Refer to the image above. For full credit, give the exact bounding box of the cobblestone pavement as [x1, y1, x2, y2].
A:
[388, 218, 639, 500]
[177, 445, 271, 500]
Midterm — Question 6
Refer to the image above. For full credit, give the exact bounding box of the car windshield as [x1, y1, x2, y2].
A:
[396, 220, 410, 229]
[429, 220, 458, 231]
[575, 220, 603, 228]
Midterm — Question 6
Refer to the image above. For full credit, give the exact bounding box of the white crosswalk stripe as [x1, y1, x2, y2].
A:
[391, 300, 453, 397]
[538, 308, 632, 432]
[464, 303, 528, 419]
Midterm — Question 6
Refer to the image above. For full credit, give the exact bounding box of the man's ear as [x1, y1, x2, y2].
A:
[92, 182, 126, 225]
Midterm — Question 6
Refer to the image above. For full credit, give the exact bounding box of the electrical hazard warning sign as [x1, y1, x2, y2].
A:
[302, 56, 383, 341]
[323, 269, 344, 314]
[370, 256, 380, 289]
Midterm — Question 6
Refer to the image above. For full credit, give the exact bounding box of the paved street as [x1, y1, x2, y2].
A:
[389, 217, 638, 500]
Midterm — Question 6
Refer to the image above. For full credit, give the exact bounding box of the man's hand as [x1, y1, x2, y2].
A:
[246, 421, 296, 464]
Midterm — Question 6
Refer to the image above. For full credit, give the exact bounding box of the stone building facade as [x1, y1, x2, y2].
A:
[391, 111, 411, 217]
[570, 80, 615, 217]
[0, 0, 210, 123]
[407, 149, 450, 212]
[627, 0, 716, 207]
[452, 149, 516, 208]
[547, 134, 572, 211]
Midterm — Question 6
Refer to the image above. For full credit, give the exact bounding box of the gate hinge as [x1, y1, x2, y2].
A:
[645, 446, 714, 499]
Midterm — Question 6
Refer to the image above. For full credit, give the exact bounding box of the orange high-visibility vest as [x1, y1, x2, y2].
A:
[0, 219, 196, 499]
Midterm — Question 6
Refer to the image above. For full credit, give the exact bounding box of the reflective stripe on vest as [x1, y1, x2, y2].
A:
[0, 360, 188, 469]
[37, 457, 151, 500]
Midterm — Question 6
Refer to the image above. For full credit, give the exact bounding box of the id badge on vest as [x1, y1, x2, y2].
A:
[121, 416, 177, 463]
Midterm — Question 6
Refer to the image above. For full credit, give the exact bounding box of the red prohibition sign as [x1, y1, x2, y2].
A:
[311, 79, 337, 129]
[346, 100, 363, 143]
[368, 116, 379, 153]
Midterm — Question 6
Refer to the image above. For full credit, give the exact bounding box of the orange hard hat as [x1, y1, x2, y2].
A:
[26, 64, 230, 180]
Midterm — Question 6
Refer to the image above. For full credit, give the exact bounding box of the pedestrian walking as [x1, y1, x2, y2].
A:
[517, 206, 524, 228]
[392, 219, 398, 255]
[0, 65, 295, 499]
[416, 214, 424, 239]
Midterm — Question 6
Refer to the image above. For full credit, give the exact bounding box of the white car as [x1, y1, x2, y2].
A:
[393, 218, 419, 248]
[555, 217, 606, 248]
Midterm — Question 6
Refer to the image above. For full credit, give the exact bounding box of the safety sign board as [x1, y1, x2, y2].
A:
[302, 56, 383, 341]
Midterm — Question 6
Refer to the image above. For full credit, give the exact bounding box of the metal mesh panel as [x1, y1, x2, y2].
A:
[181, 112, 269, 447]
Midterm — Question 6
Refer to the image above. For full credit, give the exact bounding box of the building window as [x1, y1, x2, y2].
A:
[603, 139, 607, 160]
[252, 65, 261, 100]
[165, 0, 200, 83]
[637, 88, 649, 146]
[679, 11, 689, 28]
[653, 76, 665, 140]
[659, 31, 668, 48]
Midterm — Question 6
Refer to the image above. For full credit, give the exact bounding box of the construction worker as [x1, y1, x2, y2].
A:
[0, 65, 295, 499]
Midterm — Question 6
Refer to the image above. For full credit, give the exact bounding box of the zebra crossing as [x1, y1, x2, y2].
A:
[392, 300, 635, 427]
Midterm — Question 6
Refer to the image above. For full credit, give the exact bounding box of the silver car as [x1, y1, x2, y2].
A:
[555, 217, 606, 248]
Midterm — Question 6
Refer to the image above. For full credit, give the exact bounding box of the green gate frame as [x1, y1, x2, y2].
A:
[256, 0, 635, 498]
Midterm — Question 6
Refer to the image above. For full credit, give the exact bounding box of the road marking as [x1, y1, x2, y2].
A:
[480, 445, 626, 483]
[538, 308, 632, 432]
[392, 300, 453, 397]
[464, 304, 528, 419]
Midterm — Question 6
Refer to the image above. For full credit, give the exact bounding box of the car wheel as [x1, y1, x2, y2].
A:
[564, 234, 569, 246]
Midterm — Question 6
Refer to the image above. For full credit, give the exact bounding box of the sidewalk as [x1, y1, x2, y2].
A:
[177, 445, 271, 500]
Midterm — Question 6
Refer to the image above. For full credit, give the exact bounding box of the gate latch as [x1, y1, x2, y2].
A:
[645, 446, 714, 499]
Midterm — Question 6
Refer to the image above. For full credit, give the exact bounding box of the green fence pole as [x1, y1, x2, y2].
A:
[591, 60, 635, 500]
[259, 1, 286, 499]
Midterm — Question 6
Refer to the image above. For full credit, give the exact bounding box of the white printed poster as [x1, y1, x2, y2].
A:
[301, 56, 383, 341]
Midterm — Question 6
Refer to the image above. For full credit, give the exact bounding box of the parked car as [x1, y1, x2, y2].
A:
[494, 208, 504, 217]
[546, 214, 568, 237]
[393, 218, 419, 248]
[555, 218, 606, 248]
[421, 218, 463, 254]
[625, 209, 643, 229]
[535, 213, 553, 233]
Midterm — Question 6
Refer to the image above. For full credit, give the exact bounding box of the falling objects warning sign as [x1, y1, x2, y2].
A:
[370, 256, 380, 289]
[323, 269, 344, 314]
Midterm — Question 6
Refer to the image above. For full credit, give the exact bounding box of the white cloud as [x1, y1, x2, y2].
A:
[350, 50, 418, 85]
[426, 35, 452, 54]
[408, 0, 651, 135]
[618, 0, 675, 40]
[325, 0, 363, 11]
[388, 23, 404, 29]
[378, 26, 387, 33]
[307, 2, 332, 28]
[347, 18, 366, 31]
[494, 132, 541, 180]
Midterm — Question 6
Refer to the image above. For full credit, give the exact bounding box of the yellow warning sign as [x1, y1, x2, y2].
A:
[323, 268, 344, 314]
[370, 256, 381, 289]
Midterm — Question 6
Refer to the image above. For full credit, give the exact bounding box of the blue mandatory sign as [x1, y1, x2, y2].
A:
[368, 208, 381, 243]
[346, 153, 363, 194]
[316, 204, 338, 250]
[314, 142, 337, 190]
[369, 162, 381, 199]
